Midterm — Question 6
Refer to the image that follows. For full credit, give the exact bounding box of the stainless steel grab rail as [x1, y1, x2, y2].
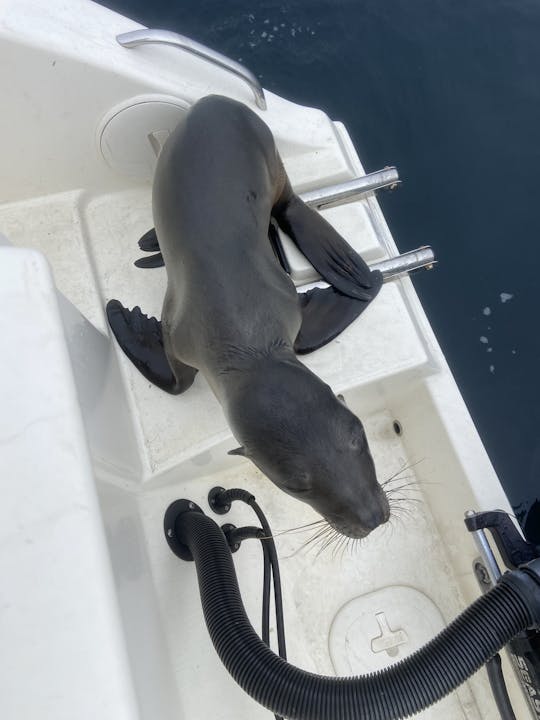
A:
[116, 29, 266, 110]
[371, 246, 436, 281]
[300, 167, 400, 209]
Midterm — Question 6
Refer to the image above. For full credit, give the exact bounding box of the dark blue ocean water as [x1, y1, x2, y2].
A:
[100, 0, 539, 544]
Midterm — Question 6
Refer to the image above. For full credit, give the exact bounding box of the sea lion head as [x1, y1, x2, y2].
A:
[227, 358, 390, 539]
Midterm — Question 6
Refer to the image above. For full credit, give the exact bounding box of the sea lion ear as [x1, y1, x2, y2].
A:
[228, 446, 247, 457]
[350, 426, 367, 451]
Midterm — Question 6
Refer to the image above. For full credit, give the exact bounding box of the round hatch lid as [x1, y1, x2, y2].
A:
[329, 585, 470, 719]
[99, 95, 191, 182]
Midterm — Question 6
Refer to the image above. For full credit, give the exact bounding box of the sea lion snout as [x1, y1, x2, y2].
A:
[321, 482, 390, 539]
[361, 493, 391, 531]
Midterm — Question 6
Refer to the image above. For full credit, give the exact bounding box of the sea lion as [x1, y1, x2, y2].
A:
[107, 94, 389, 538]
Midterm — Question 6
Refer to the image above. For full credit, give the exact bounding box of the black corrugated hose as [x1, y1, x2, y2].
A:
[175, 509, 540, 720]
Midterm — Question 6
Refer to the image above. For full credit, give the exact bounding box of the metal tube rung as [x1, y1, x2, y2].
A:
[300, 168, 400, 210]
[370, 246, 436, 281]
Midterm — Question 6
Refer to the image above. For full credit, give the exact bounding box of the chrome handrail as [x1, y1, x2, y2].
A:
[116, 29, 266, 110]
[371, 246, 436, 280]
[300, 167, 400, 209]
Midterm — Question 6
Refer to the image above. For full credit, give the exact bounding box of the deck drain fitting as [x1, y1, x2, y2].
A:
[164, 499, 204, 561]
[208, 486, 232, 515]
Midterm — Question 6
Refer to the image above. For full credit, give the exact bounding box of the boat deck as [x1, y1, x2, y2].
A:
[1, 184, 502, 719]
[1, 1, 526, 716]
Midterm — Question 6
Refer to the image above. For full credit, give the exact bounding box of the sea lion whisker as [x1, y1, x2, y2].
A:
[269, 520, 327, 538]
[383, 475, 419, 491]
[353, 537, 365, 556]
[385, 480, 424, 495]
[286, 528, 329, 558]
[388, 495, 424, 504]
[303, 526, 332, 546]
[317, 529, 336, 552]
[379, 519, 392, 542]
[383, 474, 415, 486]
[305, 529, 333, 557]
[389, 511, 406, 531]
[288, 520, 328, 530]
[389, 505, 416, 523]
[333, 533, 348, 561]
[387, 495, 423, 507]
[296, 525, 334, 554]
[391, 504, 416, 518]
[389, 495, 419, 508]
[317, 530, 340, 557]
[383, 458, 427, 485]
[383, 460, 417, 484]
[382, 468, 408, 486]
[388, 475, 423, 492]
[320, 536, 339, 558]
[388, 499, 408, 515]
[338, 535, 349, 563]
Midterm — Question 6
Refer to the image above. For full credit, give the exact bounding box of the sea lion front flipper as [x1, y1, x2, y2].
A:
[294, 284, 381, 354]
[106, 300, 197, 394]
[135, 228, 165, 268]
[273, 185, 379, 301]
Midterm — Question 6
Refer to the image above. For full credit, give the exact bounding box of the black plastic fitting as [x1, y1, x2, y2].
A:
[208, 486, 255, 514]
[221, 524, 264, 552]
[173, 508, 540, 720]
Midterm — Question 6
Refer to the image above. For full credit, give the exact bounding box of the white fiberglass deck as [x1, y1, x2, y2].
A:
[0, 1, 530, 719]
[0, 183, 512, 720]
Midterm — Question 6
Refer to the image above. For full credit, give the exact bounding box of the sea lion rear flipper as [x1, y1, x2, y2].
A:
[134, 253, 164, 268]
[273, 184, 380, 301]
[294, 285, 380, 354]
[135, 228, 165, 268]
[139, 228, 160, 252]
[106, 300, 197, 394]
